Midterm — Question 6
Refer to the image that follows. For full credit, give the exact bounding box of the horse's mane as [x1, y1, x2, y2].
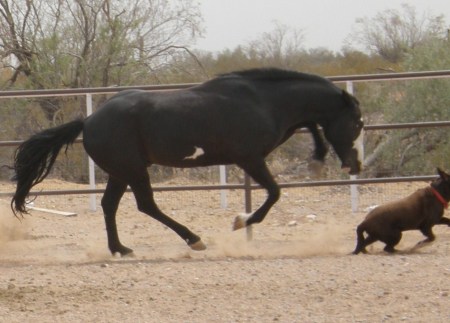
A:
[219, 68, 325, 83]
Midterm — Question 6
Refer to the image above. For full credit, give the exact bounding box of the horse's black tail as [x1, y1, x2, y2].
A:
[11, 119, 84, 216]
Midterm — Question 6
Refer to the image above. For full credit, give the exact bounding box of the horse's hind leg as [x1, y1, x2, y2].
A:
[233, 159, 280, 230]
[129, 173, 206, 251]
[102, 177, 133, 256]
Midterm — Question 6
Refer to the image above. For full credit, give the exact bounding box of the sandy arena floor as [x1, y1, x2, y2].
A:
[0, 180, 449, 322]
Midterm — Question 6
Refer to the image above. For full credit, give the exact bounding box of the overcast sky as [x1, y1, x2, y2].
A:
[195, 0, 450, 53]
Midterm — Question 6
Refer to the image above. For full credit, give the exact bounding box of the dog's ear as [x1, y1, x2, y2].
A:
[437, 167, 450, 181]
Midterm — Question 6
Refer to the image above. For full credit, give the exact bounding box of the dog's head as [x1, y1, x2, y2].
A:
[433, 168, 450, 201]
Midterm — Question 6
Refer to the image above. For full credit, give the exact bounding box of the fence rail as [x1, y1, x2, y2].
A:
[0, 175, 438, 198]
[1, 69, 450, 212]
[0, 121, 448, 202]
[2, 121, 450, 148]
[0, 70, 449, 99]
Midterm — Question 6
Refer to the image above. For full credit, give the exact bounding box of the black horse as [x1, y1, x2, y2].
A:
[11, 68, 364, 256]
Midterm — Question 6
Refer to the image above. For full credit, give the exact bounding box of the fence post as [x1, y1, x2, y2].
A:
[244, 172, 252, 213]
[346, 81, 359, 212]
[219, 165, 227, 208]
[86, 94, 96, 212]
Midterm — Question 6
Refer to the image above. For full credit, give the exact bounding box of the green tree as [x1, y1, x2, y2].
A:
[0, 0, 203, 181]
[0, 0, 202, 121]
[344, 4, 449, 176]
[348, 3, 446, 63]
[245, 22, 305, 69]
[363, 37, 450, 176]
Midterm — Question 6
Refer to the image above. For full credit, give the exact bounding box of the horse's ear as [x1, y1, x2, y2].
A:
[342, 90, 358, 106]
[437, 167, 450, 181]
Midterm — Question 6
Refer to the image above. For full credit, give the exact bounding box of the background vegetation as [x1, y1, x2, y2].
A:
[0, 1, 449, 182]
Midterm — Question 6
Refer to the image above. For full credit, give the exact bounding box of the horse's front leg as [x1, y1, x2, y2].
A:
[233, 160, 280, 230]
[307, 124, 328, 178]
[102, 177, 134, 256]
[307, 123, 328, 162]
[129, 176, 206, 251]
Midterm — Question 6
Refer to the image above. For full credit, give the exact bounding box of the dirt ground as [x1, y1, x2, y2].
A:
[0, 179, 449, 323]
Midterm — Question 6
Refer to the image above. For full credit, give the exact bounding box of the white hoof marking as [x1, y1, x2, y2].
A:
[233, 213, 251, 231]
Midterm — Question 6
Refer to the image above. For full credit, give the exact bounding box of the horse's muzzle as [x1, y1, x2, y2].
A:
[341, 159, 362, 175]
[341, 148, 362, 175]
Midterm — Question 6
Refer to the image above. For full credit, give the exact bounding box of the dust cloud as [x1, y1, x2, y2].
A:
[204, 222, 352, 259]
[0, 202, 27, 247]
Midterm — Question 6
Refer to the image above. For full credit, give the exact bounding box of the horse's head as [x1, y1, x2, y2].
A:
[322, 90, 364, 175]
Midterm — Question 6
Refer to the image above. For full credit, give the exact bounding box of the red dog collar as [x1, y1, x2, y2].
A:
[431, 186, 448, 209]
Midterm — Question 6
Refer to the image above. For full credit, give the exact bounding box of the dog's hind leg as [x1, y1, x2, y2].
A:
[384, 245, 397, 253]
[357, 235, 377, 254]
[352, 225, 366, 254]
[382, 232, 402, 253]
[353, 225, 377, 254]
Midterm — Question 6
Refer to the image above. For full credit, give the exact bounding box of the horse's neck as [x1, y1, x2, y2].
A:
[263, 87, 330, 128]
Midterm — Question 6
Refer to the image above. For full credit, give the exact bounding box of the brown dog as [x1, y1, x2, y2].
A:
[353, 168, 450, 254]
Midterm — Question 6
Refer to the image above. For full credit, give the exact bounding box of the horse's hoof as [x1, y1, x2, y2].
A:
[120, 251, 136, 258]
[111, 246, 134, 257]
[189, 240, 207, 251]
[233, 214, 250, 231]
[309, 160, 325, 178]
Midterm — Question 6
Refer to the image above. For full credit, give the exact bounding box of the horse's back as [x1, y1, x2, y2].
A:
[82, 88, 278, 169]
[82, 91, 146, 170]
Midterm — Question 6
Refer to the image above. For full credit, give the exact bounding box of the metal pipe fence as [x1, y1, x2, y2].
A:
[1, 70, 450, 213]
